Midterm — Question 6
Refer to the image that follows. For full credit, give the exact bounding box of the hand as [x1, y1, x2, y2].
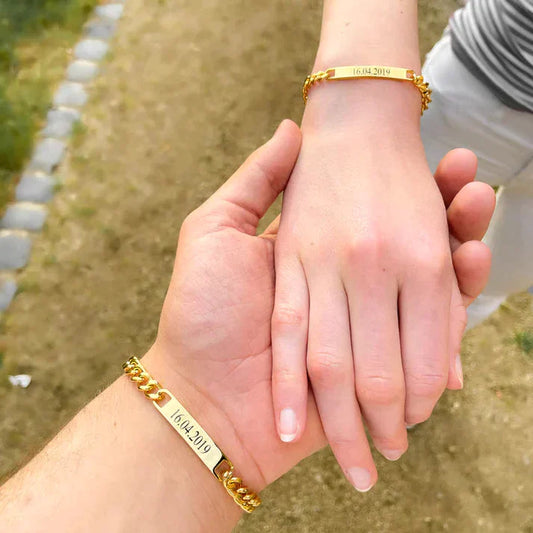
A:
[271, 84, 495, 491]
[145, 120, 494, 496]
[144, 121, 324, 494]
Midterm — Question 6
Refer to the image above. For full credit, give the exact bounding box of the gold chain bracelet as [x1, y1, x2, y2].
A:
[302, 65, 432, 115]
[123, 356, 261, 513]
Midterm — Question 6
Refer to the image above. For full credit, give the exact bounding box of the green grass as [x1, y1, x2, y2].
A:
[0, 0, 98, 211]
[512, 330, 533, 357]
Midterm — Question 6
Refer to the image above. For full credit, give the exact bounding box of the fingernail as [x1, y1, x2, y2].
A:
[455, 354, 464, 389]
[279, 408, 297, 442]
[382, 449, 404, 461]
[405, 423, 417, 430]
[347, 467, 373, 492]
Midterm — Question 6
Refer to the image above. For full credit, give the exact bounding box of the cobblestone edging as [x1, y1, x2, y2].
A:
[0, 1, 126, 313]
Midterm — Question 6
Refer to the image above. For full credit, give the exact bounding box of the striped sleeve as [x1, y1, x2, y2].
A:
[450, 0, 533, 113]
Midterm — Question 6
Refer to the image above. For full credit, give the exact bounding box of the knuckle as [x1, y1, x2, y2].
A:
[273, 366, 303, 388]
[357, 374, 404, 406]
[272, 304, 305, 332]
[328, 435, 361, 451]
[299, 246, 325, 266]
[346, 234, 386, 266]
[249, 154, 278, 195]
[307, 350, 346, 388]
[406, 370, 447, 399]
[414, 249, 450, 280]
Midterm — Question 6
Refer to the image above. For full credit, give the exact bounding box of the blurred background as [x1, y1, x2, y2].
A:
[0, 1, 531, 531]
[0, 0, 98, 209]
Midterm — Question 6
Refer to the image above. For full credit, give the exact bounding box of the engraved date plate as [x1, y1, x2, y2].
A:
[155, 392, 226, 476]
[329, 65, 412, 81]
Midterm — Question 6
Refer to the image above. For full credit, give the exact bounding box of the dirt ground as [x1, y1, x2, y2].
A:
[1, 1, 532, 531]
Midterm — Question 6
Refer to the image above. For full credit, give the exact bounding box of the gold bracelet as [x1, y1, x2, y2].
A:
[123, 356, 261, 513]
[302, 65, 432, 115]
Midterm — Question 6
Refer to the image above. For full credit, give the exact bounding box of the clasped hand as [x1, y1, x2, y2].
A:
[148, 120, 495, 494]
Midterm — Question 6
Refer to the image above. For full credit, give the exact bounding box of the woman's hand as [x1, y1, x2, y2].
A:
[145, 119, 494, 496]
[271, 82, 495, 491]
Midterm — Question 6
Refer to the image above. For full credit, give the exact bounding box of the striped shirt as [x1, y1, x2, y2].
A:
[450, 0, 533, 112]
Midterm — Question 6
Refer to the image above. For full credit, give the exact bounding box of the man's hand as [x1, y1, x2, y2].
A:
[145, 119, 494, 492]
[145, 121, 325, 492]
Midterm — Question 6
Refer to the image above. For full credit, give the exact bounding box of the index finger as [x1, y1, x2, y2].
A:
[434, 149, 478, 207]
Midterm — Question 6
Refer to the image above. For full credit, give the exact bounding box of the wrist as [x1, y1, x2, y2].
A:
[141, 344, 267, 493]
[117, 377, 242, 529]
[300, 80, 424, 156]
[301, 73, 422, 139]
[1, 360, 247, 533]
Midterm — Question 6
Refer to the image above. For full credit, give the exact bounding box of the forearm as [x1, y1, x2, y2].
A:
[0, 353, 243, 533]
[316, 0, 420, 68]
[305, 0, 422, 134]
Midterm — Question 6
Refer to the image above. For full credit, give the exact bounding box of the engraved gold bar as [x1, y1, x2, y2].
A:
[154, 390, 228, 478]
[327, 65, 414, 81]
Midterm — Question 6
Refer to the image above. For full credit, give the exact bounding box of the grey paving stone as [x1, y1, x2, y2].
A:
[66, 60, 100, 83]
[84, 19, 117, 41]
[42, 118, 72, 138]
[0, 231, 32, 270]
[1, 204, 48, 232]
[74, 39, 109, 62]
[42, 108, 81, 138]
[16, 173, 56, 203]
[29, 138, 66, 173]
[53, 82, 88, 108]
[95, 4, 124, 21]
[49, 107, 81, 122]
[0, 276, 17, 312]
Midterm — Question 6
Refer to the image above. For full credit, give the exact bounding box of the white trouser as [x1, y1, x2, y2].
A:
[421, 32, 533, 328]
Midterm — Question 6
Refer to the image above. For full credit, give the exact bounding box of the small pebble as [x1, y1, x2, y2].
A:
[8, 375, 32, 388]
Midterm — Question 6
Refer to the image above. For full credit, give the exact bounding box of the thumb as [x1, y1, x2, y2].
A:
[204, 119, 301, 234]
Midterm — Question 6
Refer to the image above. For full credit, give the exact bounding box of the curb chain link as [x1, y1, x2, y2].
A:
[123, 356, 261, 513]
